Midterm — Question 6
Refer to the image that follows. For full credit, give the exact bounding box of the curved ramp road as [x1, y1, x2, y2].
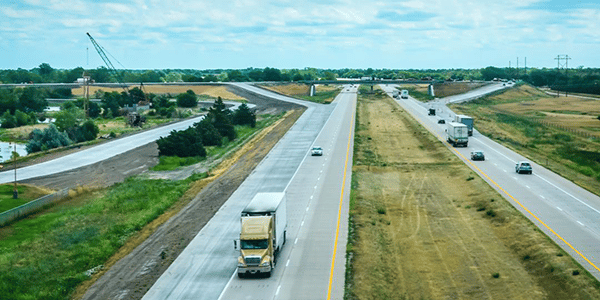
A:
[380, 84, 600, 281]
[143, 85, 356, 300]
[0, 102, 245, 184]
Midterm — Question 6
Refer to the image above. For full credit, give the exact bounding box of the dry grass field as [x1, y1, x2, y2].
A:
[346, 91, 600, 299]
[72, 85, 244, 100]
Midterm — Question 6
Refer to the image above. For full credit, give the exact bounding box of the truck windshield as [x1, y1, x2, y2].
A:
[240, 239, 268, 249]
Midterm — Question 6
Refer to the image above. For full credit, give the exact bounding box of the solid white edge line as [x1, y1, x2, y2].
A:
[216, 270, 237, 300]
[536, 174, 600, 215]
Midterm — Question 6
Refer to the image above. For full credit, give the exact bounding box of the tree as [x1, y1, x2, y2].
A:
[263, 67, 282, 81]
[77, 120, 99, 142]
[54, 107, 84, 132]
[101, 91, 122, 118]
[156, 128, 206, 157]
[233, 103, 256, 127]
[194, 119, 222, 146]
[18, 87, 48, 112]
[0, 110, 16, 128]
[205, 97, 235, 141]
[177, 90, 197, 107]
[38, 63, 54, 76]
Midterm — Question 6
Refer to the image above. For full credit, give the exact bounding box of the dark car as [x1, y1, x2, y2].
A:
[515, 161, 533, 174]
[470, 150, 485, 161]
[438, 119, 446, 124]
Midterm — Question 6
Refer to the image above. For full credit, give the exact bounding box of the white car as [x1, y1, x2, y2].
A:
[311, 146, 323, 156]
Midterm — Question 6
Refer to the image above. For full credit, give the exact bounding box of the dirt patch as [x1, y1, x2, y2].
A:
[73, 108, 305, 300]
[347, 92, 600, 299]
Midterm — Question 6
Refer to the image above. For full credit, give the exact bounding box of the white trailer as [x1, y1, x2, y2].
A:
[401, 89, 409, 99]
[241, 192, 287, 252]
[446, 122, 469, 147]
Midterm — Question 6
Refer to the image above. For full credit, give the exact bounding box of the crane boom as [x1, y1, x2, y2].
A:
[86, 32, 128, 91]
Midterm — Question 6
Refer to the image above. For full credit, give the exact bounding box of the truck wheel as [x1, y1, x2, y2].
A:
[264, 271, 272, 278]
[238, 273, 245, 279]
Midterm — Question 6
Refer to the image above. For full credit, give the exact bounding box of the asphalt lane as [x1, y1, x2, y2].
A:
[217, 86, 356, 300]
[380, 84, 600, 280]
[142, 85, 352, 299]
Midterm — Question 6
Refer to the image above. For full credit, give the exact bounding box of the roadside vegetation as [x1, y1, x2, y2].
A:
[0, 174, 205, 299]
[0, 184, 52, 213]
[260, 83, 340, 104]
[345, 89, 600, 299]
[450, 84, 600, 196]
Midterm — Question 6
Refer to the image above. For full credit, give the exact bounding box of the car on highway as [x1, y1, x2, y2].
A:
[470, 150, 485, 161]
[311, 146, 323, 156]
[515, 161, 533, 174]
[438, 119, 446, 124]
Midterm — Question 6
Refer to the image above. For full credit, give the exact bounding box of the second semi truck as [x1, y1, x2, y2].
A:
[455, 115, 474, 136]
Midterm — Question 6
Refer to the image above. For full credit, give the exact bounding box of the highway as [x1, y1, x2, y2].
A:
[143, 84, 356, 299]
[380, 84, 600, 281]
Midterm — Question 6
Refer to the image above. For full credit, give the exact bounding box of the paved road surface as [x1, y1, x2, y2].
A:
[380, 84, 600, 281]
[143, 85, 355, 299]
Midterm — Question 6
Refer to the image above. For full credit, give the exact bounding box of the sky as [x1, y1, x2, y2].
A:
[1, 0, 599, 70]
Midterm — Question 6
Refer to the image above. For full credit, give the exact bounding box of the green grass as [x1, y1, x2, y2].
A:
[0, 185, 47, 213]
[296, 89, 339, 103]
[152, 113, 283, 171]
[0, 173, 206, 300]
[401, 87, 434, 102]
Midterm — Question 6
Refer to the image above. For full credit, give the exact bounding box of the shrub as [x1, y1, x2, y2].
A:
[176, 90, 197, 108]
[26, 124, 73, 153]
[156, 128, 206, 158]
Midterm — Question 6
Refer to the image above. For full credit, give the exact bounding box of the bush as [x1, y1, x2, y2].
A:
[176, 90, 197, 108]
[26, 124, 73, 153]
[156, 128, 206, 157]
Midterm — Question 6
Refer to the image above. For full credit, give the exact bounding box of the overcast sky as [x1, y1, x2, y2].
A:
[1, 0, 599, 70]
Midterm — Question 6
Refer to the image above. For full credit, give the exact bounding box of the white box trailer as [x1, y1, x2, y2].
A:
[446, 122, 469, 147]
[241, 192, 287, 251]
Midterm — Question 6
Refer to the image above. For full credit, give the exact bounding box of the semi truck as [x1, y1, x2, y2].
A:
[446, 122, 469, 147]
[455, 115, 474, 136]
[401, 89, 409, 99]
[237, 192, 287, 278]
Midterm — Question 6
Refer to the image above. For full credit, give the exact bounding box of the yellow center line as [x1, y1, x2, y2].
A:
[327, 102, 355, 300]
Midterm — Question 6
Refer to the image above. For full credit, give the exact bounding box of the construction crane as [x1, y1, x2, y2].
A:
[86, 32, 146, 126]
[86, 32, 129, 92]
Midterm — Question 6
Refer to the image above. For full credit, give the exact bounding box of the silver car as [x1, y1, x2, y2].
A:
[311, 146, 323, 156]
[515, 161, 533, 174]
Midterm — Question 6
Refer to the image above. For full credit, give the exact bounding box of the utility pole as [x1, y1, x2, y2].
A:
[12, 144, 17, 199]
